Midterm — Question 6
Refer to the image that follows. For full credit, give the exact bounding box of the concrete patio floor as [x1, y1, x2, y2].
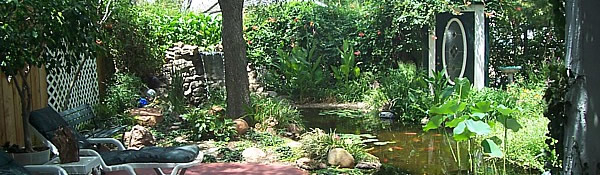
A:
[105, 163, 308, 175]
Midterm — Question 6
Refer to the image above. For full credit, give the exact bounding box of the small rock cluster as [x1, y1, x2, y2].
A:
[295, 147, 381, 171]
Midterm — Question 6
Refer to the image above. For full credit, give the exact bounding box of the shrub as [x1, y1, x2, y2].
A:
[332, 72, 376, 103]
[472, 85, 551, 171]
[270, 44, 328, 100]
[366, 63, 430, 122]
[95, 73, 146, 126]
[245, 131, 285, 147]
[299, 128, 368, 163]
[182, 107, 237, 141]
[246, 95, 304, 131]
[218, 147, 243, 162]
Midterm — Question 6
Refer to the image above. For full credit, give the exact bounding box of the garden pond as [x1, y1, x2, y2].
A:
[300, 108, 539, 175]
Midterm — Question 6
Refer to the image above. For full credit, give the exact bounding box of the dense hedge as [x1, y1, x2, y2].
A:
[244, 1, 450, 72]
[244, 0, 563, 88]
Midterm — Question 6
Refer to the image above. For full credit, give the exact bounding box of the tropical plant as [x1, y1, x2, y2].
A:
[378, 63, 431, 122]
[331, 40, 361, 82]
[168, 69, 187, 115]
[182, 107, 237, 141]
[423, 78, 522, 173]
[274, 44, 327, 100]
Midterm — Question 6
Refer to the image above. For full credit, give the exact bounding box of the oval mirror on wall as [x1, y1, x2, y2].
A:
[442, 18, 467, 85]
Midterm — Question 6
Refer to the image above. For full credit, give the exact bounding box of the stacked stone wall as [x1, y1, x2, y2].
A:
[162, 42, 263, 106]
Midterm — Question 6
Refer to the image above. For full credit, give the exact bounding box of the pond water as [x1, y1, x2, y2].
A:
[300, 108, 537, 175]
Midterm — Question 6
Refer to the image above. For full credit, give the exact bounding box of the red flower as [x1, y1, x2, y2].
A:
[516, 7, 522, 11]
[294, 18, 299, 22]
[95, 39, 103, 45]
[358, 32, 365, 37]
[377, 30, 381, 35]
[354, 50, 361, 56]
[309, 21, 314, 27]
[432, 35, 438, 40]
[247, 40, 252, 45]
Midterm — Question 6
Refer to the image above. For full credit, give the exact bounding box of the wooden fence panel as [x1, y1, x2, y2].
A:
[0, 67, 48, 146]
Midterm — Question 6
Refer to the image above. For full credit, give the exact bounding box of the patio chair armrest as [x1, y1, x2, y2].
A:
[24, 165, 68, 175]
[87, 138, 126, 150]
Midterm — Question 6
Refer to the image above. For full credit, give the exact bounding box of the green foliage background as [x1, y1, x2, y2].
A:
[99, 0, 221, 77]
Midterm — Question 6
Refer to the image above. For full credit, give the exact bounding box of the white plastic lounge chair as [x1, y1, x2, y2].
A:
[29, 107, 203, 175]
[23, 165, 69, 175]
[0, 151, 68, 175]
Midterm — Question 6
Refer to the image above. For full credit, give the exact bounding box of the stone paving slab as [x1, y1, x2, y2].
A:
[105, 163, 308, 175]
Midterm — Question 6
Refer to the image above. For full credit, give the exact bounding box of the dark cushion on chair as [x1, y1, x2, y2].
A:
[0, 152, 31, 175]
[29, 107, 92, 149]
[98, 145, 200, 166]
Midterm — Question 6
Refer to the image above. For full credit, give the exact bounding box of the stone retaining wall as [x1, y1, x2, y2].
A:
[162, 42, 262, 106]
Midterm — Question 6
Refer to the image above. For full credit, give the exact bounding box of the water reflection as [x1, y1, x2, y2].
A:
[300, 109, 534, 175]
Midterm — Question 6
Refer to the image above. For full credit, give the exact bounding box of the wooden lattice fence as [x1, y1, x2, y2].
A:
[0, 67, 48, 146]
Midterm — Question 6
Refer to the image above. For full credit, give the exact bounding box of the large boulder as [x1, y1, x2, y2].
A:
[130, 108, 163, 126]
[327, 148, 355, 168]
[241, 147, 266, 162]
[123, 125, 155, 149]
[233, 119, 249, 135]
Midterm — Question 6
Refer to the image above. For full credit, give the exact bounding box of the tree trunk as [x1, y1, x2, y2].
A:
[563, 0, 600, 174]
[218, 0, 251, 119]
[13, 70, 33, 152]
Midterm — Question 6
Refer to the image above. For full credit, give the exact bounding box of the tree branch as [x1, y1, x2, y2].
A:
[99, 0, 113, 25]
[62, 59, 88, 110]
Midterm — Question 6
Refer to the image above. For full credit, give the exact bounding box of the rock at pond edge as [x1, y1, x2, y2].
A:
[327, 148, 355, 168]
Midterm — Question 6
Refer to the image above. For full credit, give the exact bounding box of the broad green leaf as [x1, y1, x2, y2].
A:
[496, 115, 521, 131]
[454, 78, 471, 99]
[423, 115, 446, 131]
[453, 121, 466, 135]
[429, 105, 452, 115]
[489, 136, 503, 146]
[471, 112, 488, 120]
[441, 87, 454, 102]
[447, 115, 468, 128]
[497, 104, 514, 116]
[453, 128, 474, 141]
[465, 119, 491, 135]
[452, 102, 467, 113]
[472, 101, 492, 113]
[482, 139, 503, 158]
[506, 118, 522, 132]
[430, 100, 464, 115]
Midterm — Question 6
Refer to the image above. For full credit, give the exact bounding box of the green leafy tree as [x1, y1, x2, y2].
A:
[0, 0, 101, 151]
